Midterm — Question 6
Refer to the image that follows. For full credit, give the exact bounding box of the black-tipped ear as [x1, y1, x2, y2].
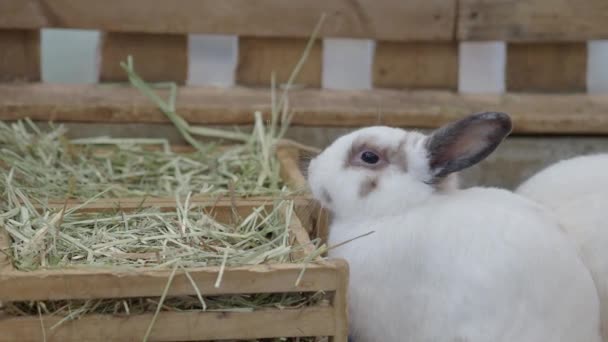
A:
[426, 112, 512, 179]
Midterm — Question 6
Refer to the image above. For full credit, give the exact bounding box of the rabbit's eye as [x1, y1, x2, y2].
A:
[361, 151, 380, 164]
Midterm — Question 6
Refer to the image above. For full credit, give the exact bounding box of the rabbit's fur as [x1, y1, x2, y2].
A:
[517, 153, 608, 341]
[308, 113, 602, 342]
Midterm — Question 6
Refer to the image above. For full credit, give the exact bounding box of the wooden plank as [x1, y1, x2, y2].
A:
[237, 37, 321, 88]
[329, 259, 349, 342]
[0, 262, 342, 301]
[40, 197, 309, 214]
[0, 0, 455, 41]
[459, 0, 608, 41]
[3, 84, 608, 134]
[0, 228, 13, 272]
[277, 146, 308, 192]
[44, 196, 308, 207]
[506, 42, 587, 92]
[0, 29, 40, 82]
[100, 32, 188, 83]
[287, 208, 316, 260]
[0, 307, 335, 341]
[315, 208, 331, 248]
[40, 201, 279, 227]
[373, 42, 458, 90]
[277, 145, 320, 236]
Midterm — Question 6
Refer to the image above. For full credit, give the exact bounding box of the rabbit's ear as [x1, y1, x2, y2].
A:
[425, 112, 512, 180]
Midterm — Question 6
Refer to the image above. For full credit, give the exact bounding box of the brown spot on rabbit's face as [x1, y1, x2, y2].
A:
[359, 177, 379, 197]
[345, 136, 408, 172]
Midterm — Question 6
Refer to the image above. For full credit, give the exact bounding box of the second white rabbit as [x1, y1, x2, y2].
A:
[517, 153, 608, 341]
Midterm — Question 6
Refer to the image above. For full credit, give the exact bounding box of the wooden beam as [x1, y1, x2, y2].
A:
[0, 228, 13, 272]
[506, 42, 587, 92]
[0, 307, 335, 341]
[237, 37, 322, 88]
[0, 0, 455, 41]
[0, 29, 40, 82]
[459, 0, 608, 41]
[2, 84, 608, 134]
[330, 259, 350, 342]
[100, 32, 188, 84]
[0, 262, 342, 301]
[373, 42, 458, 90]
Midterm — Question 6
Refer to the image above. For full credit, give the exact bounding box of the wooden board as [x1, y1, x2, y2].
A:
[0, 29, 40, 82]
[373, 42, 458, 90]
[0, 262, 342, 301]
[100, 32, 188, 84]
[2, 84, 608, 134]
[0, 0, 455, 41]
[459, 0, 608, 41]
[0, 307, 335, 341]
[330, 259, 349, 342]
[277, 147, 308, 192]
[237, 38, 322, 88]
[0, 228, 13, 272]
[506, 42, 587, 92]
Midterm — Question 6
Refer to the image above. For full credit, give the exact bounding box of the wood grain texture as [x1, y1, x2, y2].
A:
[506, 42, 587, 92]
[0, 228, 13, 272]
[0, 307, 335, 341]
[277, 145, 320, 240]
[277, 147, 308, 191]
[0, 29, 40, 82]
[459, 0, 608, 41]
[0, 0, 455, 41]
[237, 37, 321, 88]
[329, 259, 349, 342]
[0, 262, 342, 301]
[100, 32, 188, 83]
[373, 42, 458, 90]
[287, 208, 316, 260]
[2, 84, 608, 134]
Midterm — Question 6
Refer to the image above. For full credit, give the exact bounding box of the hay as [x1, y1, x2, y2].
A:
[0, 118, 287, 200]
[2, 190, 315, 270]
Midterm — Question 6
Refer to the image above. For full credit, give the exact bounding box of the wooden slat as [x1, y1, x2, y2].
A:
[41, 197, 309, 215]
[506, 42, 587, 92]
[237, 38, 322, 88]
[0, 261, 343, 301]
[277, 146, 308, 192]
[277, 146, 320, 236]
[330, 259, 349, 342]
[373, 42, 458, 90]
[0, 307, 335, 341]
[0, 0, 455, 41]
[100, 32, 188, 83]
[0, 228, 13, 272]
[288, 209, 316, 260]
[3, 84, 608, 134]
[315, 208, 331, 248]
[0, 29, 40, 82]
[459, 0, 608, 41]
[44, 196, 305, 206]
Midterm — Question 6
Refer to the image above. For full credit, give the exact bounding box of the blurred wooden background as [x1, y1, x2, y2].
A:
[1, 0, 608, 189]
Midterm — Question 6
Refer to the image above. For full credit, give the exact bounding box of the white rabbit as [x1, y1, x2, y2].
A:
[307, 112, 601, 342]
[516, 153, 608, 341]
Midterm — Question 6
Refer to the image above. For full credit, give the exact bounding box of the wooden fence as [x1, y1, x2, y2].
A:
[0, 0, 607, 134]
